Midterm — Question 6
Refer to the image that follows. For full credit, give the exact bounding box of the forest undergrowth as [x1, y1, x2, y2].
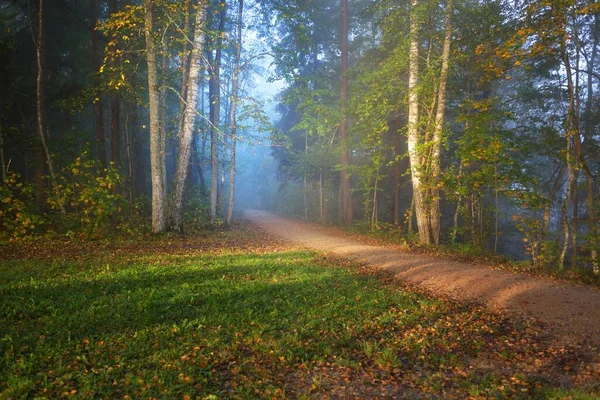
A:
[1, 222, 599, 399]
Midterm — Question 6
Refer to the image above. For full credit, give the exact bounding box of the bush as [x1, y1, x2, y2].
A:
[0, 172, 45, 240]
[183, 186, 211, 231]
[47, 152, 127, 237]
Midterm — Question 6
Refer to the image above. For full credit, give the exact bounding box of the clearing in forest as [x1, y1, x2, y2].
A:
[1, 221, 599, 398]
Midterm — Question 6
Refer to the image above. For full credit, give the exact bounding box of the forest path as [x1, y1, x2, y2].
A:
[245, 210, 600, 348]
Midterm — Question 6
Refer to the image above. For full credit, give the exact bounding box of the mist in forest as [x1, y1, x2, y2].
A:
[0, 0, 598, 271]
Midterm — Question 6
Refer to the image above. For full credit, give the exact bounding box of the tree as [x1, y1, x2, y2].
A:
[406, 0, 430, 244]
[168, 0, 209, 231]
[226, 0, 243, 225]
[339, 0, 353, 226]
[429, 0, 453, 246]
[209, 1, 227, 221]
[144, 0, 166, 233]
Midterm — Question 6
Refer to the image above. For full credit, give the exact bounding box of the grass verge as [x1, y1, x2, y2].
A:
[1, 224, 599, 398]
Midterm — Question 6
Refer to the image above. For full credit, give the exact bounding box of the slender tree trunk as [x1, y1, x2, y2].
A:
[160, 38, 169, 194]
[371, 170, 379, 230]
[0, 129, 5, 181]
[227, 0, 243, 226]
[35, 145, 46, 213]
[145, 0, 166, 233]
[124, 103, 134, 206]
[90, 0, 107, 168]
[393, 134, 402, 225]
[109, 0, 120, 170]
[430, 0, 453, 246]
[583, 14, 599, 273]
[209, 3, 227, 220]
[36, 0, 63, 214]
[304, 133, 308, 221]
[178, 0, 192, 134]
[168, 0, 209, 232]
[131, 106, 145, 198]
[339, 0, 353, 226]
[407, 0, 430, 244]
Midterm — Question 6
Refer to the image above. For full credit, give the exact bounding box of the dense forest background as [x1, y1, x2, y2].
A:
[0, 0, 599, 274]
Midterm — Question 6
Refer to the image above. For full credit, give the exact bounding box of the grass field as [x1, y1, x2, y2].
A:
[1, 226, 599, 398]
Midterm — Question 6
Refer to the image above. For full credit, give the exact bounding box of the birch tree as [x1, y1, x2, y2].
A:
[144, 0, 166, 233]
[168, 0, 209, 231]
[406, 0, 430, 245]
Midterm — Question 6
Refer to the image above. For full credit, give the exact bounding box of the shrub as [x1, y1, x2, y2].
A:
[0, 172, 45, 240]
[47, 152, 127, 237]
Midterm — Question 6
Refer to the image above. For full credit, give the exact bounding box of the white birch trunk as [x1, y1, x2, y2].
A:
[168, 0, 209, 231]
[430, 0, 453, 246]
[407, 0, 430, 244]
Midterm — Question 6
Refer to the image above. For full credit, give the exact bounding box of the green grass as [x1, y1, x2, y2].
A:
[1, 230, 599, 398]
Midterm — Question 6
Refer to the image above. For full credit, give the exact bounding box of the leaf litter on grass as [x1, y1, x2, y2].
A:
[1, 222, 599, 398]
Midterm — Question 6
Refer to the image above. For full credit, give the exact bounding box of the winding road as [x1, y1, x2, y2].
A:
[245, 210, 600, 347]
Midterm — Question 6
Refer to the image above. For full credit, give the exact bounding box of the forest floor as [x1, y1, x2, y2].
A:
[1, 216, 600, 398]
[245, 210, 600, 350]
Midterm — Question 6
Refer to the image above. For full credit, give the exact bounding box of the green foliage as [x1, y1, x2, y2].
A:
[47, 152, 127, 237]
[183, 186, 211, 231]
[0, 172, 45, 240]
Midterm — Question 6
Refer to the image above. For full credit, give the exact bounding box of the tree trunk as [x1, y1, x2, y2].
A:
[160, 37, 169, 194]
[339, 0, 353, 226]
[90, 0, 107, 168]
[226, 0, 243, 226]
[429, 0, 453, 246]
[304, 133, 308, 221]
[144, 0, 166, 233]
[109, 0, 120, 170]
[178, 0, 192, 135]
[209, 3, 227, 221]
[583, 14, 599, 273]
[36, 0, 63, 214]
[0, 129, 5, 182]
[393, 133, 402, 225]
[407, 0, 430, 245]
[168, 0, 209, 232]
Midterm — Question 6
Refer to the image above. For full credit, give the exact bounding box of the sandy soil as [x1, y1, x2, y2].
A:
[245, 210, 600, 348]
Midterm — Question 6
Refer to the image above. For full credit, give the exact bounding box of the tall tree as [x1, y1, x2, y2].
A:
[226, 0, 243, 225]
[429, 0, 454, 246]
[35, 0, 63, 214]
[406, 0, 430, 244]
[109, 0, 120, 169]
[144, 0, 166, 233]
[90, 0, 107, 168]
[209, 1, 227, 220]
[168, 0, 209, 231]
[339, 0, 353, 226]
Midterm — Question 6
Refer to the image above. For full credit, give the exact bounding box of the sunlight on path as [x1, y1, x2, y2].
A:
[245, 210, 600, 347]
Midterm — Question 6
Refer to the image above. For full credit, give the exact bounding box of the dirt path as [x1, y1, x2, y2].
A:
[245, 210, 600, 347]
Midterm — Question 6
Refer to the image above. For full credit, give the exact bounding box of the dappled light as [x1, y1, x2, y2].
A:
[1, 0, 600, 397]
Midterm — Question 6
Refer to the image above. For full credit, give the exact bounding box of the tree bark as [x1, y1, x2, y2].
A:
[168, 0, 209, 232]
[90, 0, 107, 168]
[339, 0, 353, 226]
[36, 0, 63, 214]
[209, 2, 227, 221]
[429, 0, 453, 246]
[178, 0, 192, 135]
[109, 0, 120, 170]
[144, 0, 166, 233]
[227, 0, 244, 226]
[407, 0, 430, 245]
